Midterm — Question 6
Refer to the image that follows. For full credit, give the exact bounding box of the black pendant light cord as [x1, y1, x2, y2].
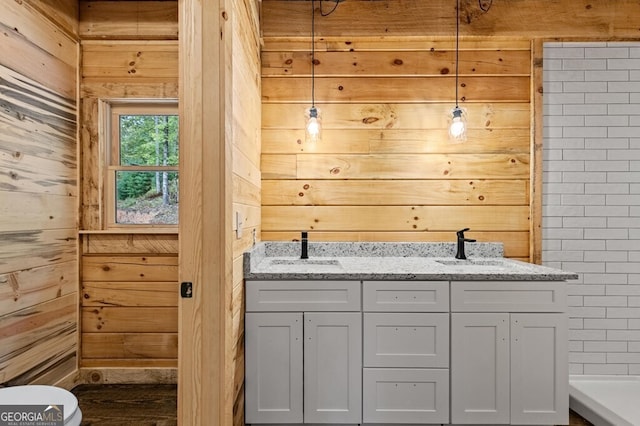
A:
[455, 0, 460, 109]
[311, 0, 316, 108]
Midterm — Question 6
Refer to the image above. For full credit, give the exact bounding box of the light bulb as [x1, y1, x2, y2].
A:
[449, 106, 467, 141]
[305, 106, 321, 143]
[307, 117, 320, 136]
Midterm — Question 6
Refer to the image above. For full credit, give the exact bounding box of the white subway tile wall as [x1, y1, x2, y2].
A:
[543, 42, 640, 376]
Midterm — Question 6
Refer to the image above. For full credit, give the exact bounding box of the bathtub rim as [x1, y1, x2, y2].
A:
[569, 375, 639, 426]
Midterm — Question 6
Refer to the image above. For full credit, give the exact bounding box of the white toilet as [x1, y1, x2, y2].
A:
[0, 385, 82, 426]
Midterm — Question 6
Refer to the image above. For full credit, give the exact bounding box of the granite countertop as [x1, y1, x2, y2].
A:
[243, 242, 578, 281]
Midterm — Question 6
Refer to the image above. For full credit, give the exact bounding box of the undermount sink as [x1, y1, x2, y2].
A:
[435, 259, 507, 267]
[269, 259, 342, 270]
[268, 258, 342, 267]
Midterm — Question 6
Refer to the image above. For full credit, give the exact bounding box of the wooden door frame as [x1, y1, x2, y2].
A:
[178, 0, 233, 424]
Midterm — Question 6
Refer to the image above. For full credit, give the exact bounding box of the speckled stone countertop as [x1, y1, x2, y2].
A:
[243, 242, 578, 281]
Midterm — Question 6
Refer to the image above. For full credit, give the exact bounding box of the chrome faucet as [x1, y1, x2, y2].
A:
[300, 231, 309, 259]
[455, 228, 476, 260]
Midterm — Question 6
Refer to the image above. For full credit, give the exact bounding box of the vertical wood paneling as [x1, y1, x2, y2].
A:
[231, 0, 262, 424]
[531, 39, 544, 265]
[261, 36, 532, 260]
[178, 0, 233, 423]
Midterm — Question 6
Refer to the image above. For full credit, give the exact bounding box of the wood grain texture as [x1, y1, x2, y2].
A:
[83, 233, 179, 254]
[262, 205, 530, 232]
[262, 75, 530, 103]
[82, 256, 178, 282]
[263, 37, 532, 52]
[80, 359, 178, 368]
[262, 36, 532, 260]
[263, 103, 531, 129]
[531, 39, 543, 265]
[0, 261, 76, 316]
[0, 294, 77, 383]
[79, 367, 177, 383]
[0, 24, 78, 385]
[82, 41, 179, 82]
[262, 128, 530, 154]
[0, 229, 77, 275]
[23, 0, 79, 39]
[79, 1, 178, 40]
[82, 333, 178, 359]
[79, 97, 102, 230]
[262, 179, 529, 206]
[82, 282, 177, 307]
[82, 306, 178, 333]
[262, 49, 531, 77]
[262, 153, 530, 180]
[178, 0, 234, 423]
[0, 2, 77, 98]
[0, 64, 77, 196]
[0, 192, 77, 232]
[262, 0, 640, 38]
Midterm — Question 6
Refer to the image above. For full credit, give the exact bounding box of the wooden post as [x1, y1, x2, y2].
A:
[178, 0, 232, 424]
[530, 38, 544, 265]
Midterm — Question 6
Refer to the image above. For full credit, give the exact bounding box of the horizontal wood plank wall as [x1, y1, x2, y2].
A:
[261, 0, 640, 38]
[231, 0, 262, 424]
[261, 36, 532, 260]
[81, 234, 178, 367]
[0, 5, 78, 385]
[79, 1, 180, 374]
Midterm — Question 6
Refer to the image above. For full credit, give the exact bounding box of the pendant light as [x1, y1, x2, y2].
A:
[305, 0, 321, 143]
[449, 0, 467, 141]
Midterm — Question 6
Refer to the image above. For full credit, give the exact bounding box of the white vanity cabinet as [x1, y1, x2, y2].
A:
[245, 277, 569, 426]
[450, 281, 568, 425]
[244, 280, 362, 425]
[362, 281, 450, 424]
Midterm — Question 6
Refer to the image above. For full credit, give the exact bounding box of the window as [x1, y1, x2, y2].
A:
[104, 101, 179, 228]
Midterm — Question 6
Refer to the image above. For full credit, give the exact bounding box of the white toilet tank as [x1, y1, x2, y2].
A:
[0, 385, 82, 426]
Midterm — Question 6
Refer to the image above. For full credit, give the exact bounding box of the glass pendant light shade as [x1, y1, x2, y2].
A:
[304, 0, 321, 144]
[305, 106, 322, 143]
[449, 106, 467, 141]
[448, 0, 467, 143]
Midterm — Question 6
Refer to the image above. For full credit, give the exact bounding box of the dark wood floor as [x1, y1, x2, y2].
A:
[72, 384, 592, 425]
[72, 384, 177, 425]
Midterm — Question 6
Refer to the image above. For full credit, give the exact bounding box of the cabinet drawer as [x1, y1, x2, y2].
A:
[246, 280, 360, 312]
[363, 313, 449, 368]
[451, 281, 566, 312]
[363, 368, 449, 424]
[363, 281, 449, 312]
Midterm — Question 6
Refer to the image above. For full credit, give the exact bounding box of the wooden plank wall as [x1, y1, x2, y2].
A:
[80, 234, 178, 368]
[261, 34, 533, 261]
[231, 1, 262, 424]
[261, 0, 640, 263]
[80, 5, 261, 416]
[78, 1, 179, 374]
[0, 1, 78, 385]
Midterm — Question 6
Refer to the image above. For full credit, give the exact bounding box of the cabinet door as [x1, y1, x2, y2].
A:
[451, 313, 510, 424]
[245, 313, 303, 424]
[304, 312, 362, 424]
[511, 313, 569, 425]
